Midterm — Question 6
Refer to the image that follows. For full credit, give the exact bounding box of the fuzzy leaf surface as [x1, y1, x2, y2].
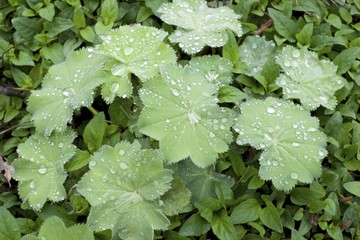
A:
[158, 0, 242, 54]
[27, 49, 109, 136]
[138, 64, 234, 167]
[275, 46, 345, 110]
[77, 141, 173, 239]
[189, 55, 233, 87]
[234, 97, 327, 191]
[13, 130, 76, 210]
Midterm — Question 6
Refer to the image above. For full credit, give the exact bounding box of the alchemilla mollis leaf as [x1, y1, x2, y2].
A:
[138, 64, 234, 168]
[13, 129, 76, 211]
[275, 46, 345, 110]
[27, 49, 109, 136]
[158, 0, 242, 54]
[77, 141, 173, 239]
[189, 55, 233, 87]
[234, 97, 327, 191]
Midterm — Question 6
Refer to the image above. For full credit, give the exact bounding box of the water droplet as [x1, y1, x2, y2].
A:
[30, 181, 36, 189]
[58, 142, 64, 148]
[171, 88, 180, 96]
[291, 142, 300, 147]
[187, 109, 201, 125]
[252, 43, 257, 48]
[319, 150, 325, 157]
[124, 47, 133, 56]
[38, 165, 47, 174]
[272, 161, 278, 166]
[284, 59, 291, 67]
[209, 132, 215, 138]
[62, 88, 75, 97]
[267, 107, 276, 114]
[290, 172, 298, 179]
[120, 162, 128, 169]
[89, 160, 96, 167]
[292, 49, 300, 58]
[118, 149, 125, 156]
[110, 82, 120, 93]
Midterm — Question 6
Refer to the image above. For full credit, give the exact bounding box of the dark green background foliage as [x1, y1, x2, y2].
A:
[1, 0, 360, 239]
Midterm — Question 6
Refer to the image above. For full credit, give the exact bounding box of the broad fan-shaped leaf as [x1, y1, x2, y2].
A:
[13, 129, 76, 210]
[138, 64, 235, 168]
[235, 35, 276, 77]
[233, 97, 327, 191]
[27, 49, 109, 136]
[77, 141, 173, 240]
[158, 0, 242, 54]
[189, 55, 233, 87]
[21, 216, 94, 240]
[275, 46, 345, 110]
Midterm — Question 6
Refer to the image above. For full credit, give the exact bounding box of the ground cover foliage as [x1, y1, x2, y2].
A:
[1, 0, 360, 239]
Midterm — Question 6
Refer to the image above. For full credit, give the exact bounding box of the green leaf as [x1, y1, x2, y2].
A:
[158, 0, 242, 54]
[234, 97, 327, 191]
[136, 6, 153, 22]
[11, 17, 42, 40]
[268, 8, 300, 42]
[218, 86, 247, 103]
[230, 198, 261, 224]
[211, 209, 237, 240]
[333, 47, 360, 74]
[27, 49, 109, 136]
[38, 3, 55, 21]
[343, 181, 360, 197]
[0, 207, 20, 240]
[290, 187, 326, 205]
[275, 46, 345, 110]
[73, 7, 86, 29]
[179, 213, 210, 237]
[24, 216, 94, 240]
[83, 112, 106, 152]
[13, 130, 76, 211]
[77, 141, 173, 239]
[100, 0, 118, 25]
[173, 159, 234, 203]
[138, 64, 234, 167]
[259, 201, 283, 233]
[160, 176, 191, 216]
[222, 31, 240, 65]
[43, 17, 74, 38]
[189, 55, 233, 87]
[65, 149, 91, 172]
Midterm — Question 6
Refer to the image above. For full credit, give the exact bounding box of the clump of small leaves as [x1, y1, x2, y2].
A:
[275, 46, 345, 110]
[234, 97, 327, 191]
[13, 129, 76, 210]
[138, 64, 234, 167]
[158, 0, 243, 54]
[77, 141, 187, 239]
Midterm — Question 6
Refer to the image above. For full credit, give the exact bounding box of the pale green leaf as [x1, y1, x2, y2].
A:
[24, 216, 94, 240]
[275, 46, 345, 110]
[343, 181, 360, 197]
[138, 64, 234, 167]
[77, 141, 173, 239]
[235, 35, 276, 77]
[189, 55, 233, 87]
[173, 159, 234, 203]
[234, 97, 327, 191]
[100, 74, 133, 104]
[230, 198, 261, 224]
[13, 130, 76, 211]
[83, 112, 106, 152]
[158, 0, 242, 54]
[27, 49, 109, 136]
[179, 213, 210, 237]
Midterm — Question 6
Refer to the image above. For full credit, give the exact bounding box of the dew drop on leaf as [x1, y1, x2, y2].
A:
[62, 88, 76, 97]
[283, 59, 291, 67]
[110, 83, 120, 93]
[118, 149, 125, 156]
[124, 47, 133, 56]
[171, 88, 180, 96]
[291, 142, 300, 147]
[58, 142, 64, 148]
[119, 162, 128, 169]
[30, 181, 36, 189]
[89, 160, 96, 167]
[292, 49, 300, 58]
[266, 107, 276, 114]
[38, 165, 47, 174]
[290, 172, 298, 180]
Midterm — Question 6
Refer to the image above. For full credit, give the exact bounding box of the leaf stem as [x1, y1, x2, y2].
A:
[87, 106, 98, 116]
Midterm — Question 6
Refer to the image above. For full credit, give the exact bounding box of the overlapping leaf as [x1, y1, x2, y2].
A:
[275, 46, 345, 110]
[234, 97, 327, 191]
[13, 129, 76, 211]
[77, 141, 174, 240]
[138, 64, 235, 168]
[96, 25, 177, 103]
[189, 55, 233, 87]
[27, 49, 109, 136]
[21, 216, 94, 240]
[158, 0, 242, 54]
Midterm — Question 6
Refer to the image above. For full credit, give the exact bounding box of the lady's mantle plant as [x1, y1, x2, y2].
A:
[11, 0, 347, 239]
